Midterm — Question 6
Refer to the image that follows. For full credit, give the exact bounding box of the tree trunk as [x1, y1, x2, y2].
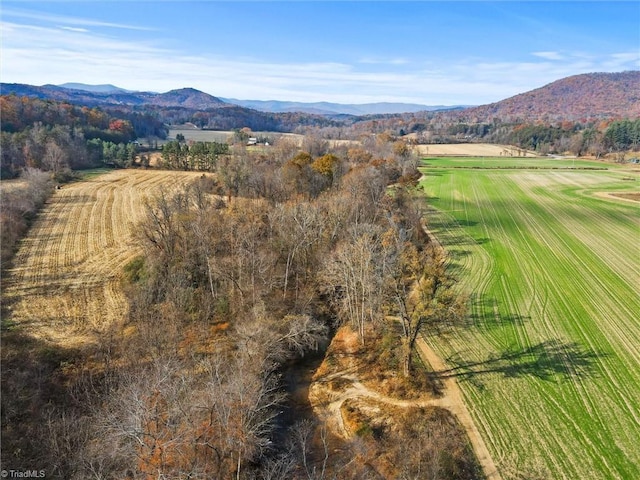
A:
[402, 337, 413, 377]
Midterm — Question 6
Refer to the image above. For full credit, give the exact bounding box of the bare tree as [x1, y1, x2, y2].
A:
[42, 140, 68, 174]
[269, 202, 322, 299]
[322, 223, 388, 345]
[219, 152, 250, 201]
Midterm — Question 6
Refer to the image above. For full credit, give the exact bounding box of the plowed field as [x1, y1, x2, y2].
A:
[414, 143, 538, 157]
[2, 169, 203, 345]
[419, 158, 640, 480]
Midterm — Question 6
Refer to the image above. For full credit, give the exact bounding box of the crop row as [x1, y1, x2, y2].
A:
[3, 170, 202, 343]
[419, 160, 640, 480]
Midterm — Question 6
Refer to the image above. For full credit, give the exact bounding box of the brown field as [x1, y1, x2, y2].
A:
[0, 179, 28, 194]
[611, 191, 640, 202]
[167, 128, 305, 145]
[2, 169, 204, 347]
[413, 143, 539, 157]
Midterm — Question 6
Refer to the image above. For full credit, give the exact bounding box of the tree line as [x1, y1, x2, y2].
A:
[160, 139, 229, 171]
[0, 95, 167, 178]
[0, 168, 54, 267]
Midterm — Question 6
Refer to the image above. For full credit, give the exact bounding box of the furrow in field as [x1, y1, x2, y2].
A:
[3, 170, 203, 343]
[505, 174, 639, 473]
[420, 165, 640, 480]
[512, 174, 640, 368]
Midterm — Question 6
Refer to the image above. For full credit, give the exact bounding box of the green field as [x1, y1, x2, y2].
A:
[419, 157, 640, 480]
[421, 156, 613, 169]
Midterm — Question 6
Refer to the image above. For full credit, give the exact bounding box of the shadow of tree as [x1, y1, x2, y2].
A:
[464, 296, 530, 330]
[437, 340, 603, 384]
[1, 328, 90, 475]
[424, 212, 490, 248]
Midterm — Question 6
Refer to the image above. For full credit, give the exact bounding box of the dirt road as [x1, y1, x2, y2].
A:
[415, 335, 502, 480]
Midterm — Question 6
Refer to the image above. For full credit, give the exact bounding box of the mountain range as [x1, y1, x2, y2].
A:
[2, 71, 639, 122]
[218, 98, 467, 115]
[0, 84, 229, 110]
[1, 82, 457, 115]
[58, 83, 134, 94]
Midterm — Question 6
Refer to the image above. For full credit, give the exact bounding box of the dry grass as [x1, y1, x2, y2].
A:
[611, 191, 640, 202]
[414, 143, 539, 157]
[0, 179, 29, 194]
[2, 169, 204, 348]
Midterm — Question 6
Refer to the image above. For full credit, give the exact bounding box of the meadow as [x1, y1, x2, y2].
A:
[419, 157, 640, 479]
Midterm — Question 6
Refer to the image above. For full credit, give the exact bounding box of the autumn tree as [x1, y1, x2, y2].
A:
[282, 152, 315, 198]
[392, 244, 467, 377]
[311, 153, 342, 190]
[219, 153, 250, 200]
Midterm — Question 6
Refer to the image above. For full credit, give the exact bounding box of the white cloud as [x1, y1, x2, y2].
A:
[603, 52, 640, 70]
[59, 26, 90, 33]
[3, 7, 155, 31]
[532, 51, 565, 61]
[359, 57, 410, 66]
[1, 19, 638, 105]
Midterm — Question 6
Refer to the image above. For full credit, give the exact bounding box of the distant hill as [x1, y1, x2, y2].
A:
[1, 83, 153, 106]
[221, 98, 467, 115]
[456, 71, 640, 122]
[150, 88, 226, 109]
[58, 83, 132, 94]
[0, 84, 228, 110]
[1, 82, 454, 115]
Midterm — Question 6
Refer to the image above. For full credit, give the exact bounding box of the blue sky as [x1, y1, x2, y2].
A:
[1, 1, 639, 105]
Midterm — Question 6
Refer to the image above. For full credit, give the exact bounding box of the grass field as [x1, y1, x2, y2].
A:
[419, 157, 640, 480]
[421, 156, 611, 169]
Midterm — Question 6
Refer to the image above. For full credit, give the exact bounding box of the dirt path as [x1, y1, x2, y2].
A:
[312, 339, 501, 480]
[314, 369, 436, 438]
[414, 335, 502, 480]
[592, 190, 640, 204]
[417, 211, 502, 480]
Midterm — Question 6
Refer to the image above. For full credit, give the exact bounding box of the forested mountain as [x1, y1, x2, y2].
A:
[146, 88, 227, 109]
[1, 83, 151, 107]
[451, 71, 640, 122]
[0, 83, 225, 109]
[4, 71, 638, 129]
[0, 83, 345, 132]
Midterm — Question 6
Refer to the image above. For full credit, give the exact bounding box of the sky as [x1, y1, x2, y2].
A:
[1, 1, 639, 106]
